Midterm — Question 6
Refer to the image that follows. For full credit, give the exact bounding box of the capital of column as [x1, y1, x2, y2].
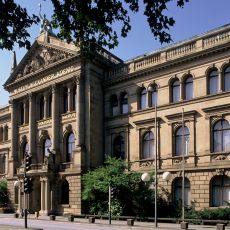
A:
[51, 84, 57, 94]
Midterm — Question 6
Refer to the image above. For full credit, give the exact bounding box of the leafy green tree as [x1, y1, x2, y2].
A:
[82, 156, 154, 216]
[0, 179, 9, 207]
[0, 0, 189, 51]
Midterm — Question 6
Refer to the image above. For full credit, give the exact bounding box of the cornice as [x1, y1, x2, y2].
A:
[104, 43, 230, 87]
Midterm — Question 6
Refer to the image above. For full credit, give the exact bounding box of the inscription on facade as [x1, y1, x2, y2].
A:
[12, 65, 79, 95]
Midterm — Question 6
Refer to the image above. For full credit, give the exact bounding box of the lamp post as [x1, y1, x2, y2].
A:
[142, 84, 158, 227]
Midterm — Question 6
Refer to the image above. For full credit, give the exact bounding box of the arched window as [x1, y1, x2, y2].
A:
[113, 135, 125, 159]
[120, 92, 128, 114]
[140, 88, 147, 110]
[111, 94, 119, 116]
[224, 67, 230, 91]
[73, 85, 76, 111]
[142, 131, 154, 159]
[213, 119, 230, 152]
[149, 85, 157, 107]
[66, 133, 75, 162]
[63, 87, 68, 113]
[0, 127, 3, 142]
[3, 126, 8, 141]
[172, 79, 180, 103]
[173, 177, 191, 207]
[20, 103, 24, 125]
[211, 175, 230, 207]
[61, 180, 69, 204]
[209, 69, 219, 95]
[39, 96, 45, 120]
[175, 126, 189, 156]
[43, 138, 52, 160]
[185, 76, 193, 100]
[48, 94, 52, 117]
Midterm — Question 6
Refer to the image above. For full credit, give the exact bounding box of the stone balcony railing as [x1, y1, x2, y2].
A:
[108, 25, 230, 79]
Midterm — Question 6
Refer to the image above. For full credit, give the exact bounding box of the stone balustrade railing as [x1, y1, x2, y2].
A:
[108, 27, 230, 79]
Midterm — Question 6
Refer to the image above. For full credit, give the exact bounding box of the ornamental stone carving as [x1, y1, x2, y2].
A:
[16, 46, 74, 79]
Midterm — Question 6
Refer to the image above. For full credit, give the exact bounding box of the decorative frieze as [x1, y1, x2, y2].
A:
[37, 118, 52, 128]
[61, 112, 76, 121]
[12, 65, 79, 96]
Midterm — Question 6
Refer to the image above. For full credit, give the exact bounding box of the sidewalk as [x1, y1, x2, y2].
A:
[0, 213, 229, 230]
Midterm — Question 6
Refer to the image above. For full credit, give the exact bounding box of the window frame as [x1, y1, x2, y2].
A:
[172, 79, 180, 103]
[208, 69, 219, 95]
[142, 131, 154, 159]
[175, 126, 190, 156]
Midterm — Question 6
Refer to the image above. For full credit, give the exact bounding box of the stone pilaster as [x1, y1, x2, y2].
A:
[10, 100, 18, 176]
[218, 71, 222, 92]
[76, 76, 84, 146]
[29, 94, 36, 158]
[40, 178, 44, 213]
[67, 84, 72, 112]
[23, 101, 27, 124]
[51, 84, 59, 153]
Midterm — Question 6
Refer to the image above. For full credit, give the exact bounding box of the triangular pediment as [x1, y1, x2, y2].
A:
[4, 35, 79, 88]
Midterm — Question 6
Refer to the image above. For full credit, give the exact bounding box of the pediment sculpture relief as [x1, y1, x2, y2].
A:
[16, 47, 74, 79]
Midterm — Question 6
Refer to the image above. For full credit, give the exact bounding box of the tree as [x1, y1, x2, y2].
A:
[0, 179, 9, 207]
[82, 156, 154, 216]
[0, 0, 189, 51]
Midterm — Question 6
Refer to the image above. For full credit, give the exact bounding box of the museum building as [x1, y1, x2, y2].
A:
[1, 23, 230, 215]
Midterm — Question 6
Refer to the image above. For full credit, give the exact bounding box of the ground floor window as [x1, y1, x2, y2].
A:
[173, 177, 191, 207]
[212, 175, 230, 207]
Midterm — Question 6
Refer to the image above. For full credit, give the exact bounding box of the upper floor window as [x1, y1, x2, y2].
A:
[111, 94, 119, 116]
[22, 142, 29, 163]
[66, 133, 75, 162]
[39, 96, 45, 120]
[224, 67, 230, 91]
[113, 135, 125, 159]
[213, 119, 230, 152]
[172, 79, 180, 103]
[48, 94, 52, 118]
[142, 131, 154, 159]
[209, 69, 219, 95]
[73, 85, 76, 111]
[175, 126, 189, 156]
[63, 87, 68, 113]
[185, 76, 193, 100]
[0, 127, 3, 142]
[3, 126, 8, 141]
[211, 175, 230, 207]
[149, 85, 157, 107]
[20, 103, 24, 125]
[43, 138, 52, 160]
[140, 88, 147, 110]
[120, 92, 128, 114]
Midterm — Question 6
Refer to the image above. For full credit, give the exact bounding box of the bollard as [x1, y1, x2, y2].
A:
[89, 217, 95, 223]
[127, 219, 134, 226]
[68, 215, 74, 222]
[217, 224, 225, 230]
[49, 215, 56, 221]
[181, 221, 188, 229]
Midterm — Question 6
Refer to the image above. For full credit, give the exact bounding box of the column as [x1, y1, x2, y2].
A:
[10, 100, 18, 160]
[40, 179, 44, 212]
[17, 183, 22, 213]
[180, 81, 183, 101]
[52, 84, 58, 152]
[76, 76, 84, 146]
[29, 94, 36, 156]
[218, 72, 222, 92]
[44, 178, 49, 213]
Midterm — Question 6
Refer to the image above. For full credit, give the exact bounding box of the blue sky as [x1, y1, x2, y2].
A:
[1, 0, 230, 106]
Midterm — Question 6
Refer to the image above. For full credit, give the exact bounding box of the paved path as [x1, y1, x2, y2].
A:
[0, 214, 229, 230]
